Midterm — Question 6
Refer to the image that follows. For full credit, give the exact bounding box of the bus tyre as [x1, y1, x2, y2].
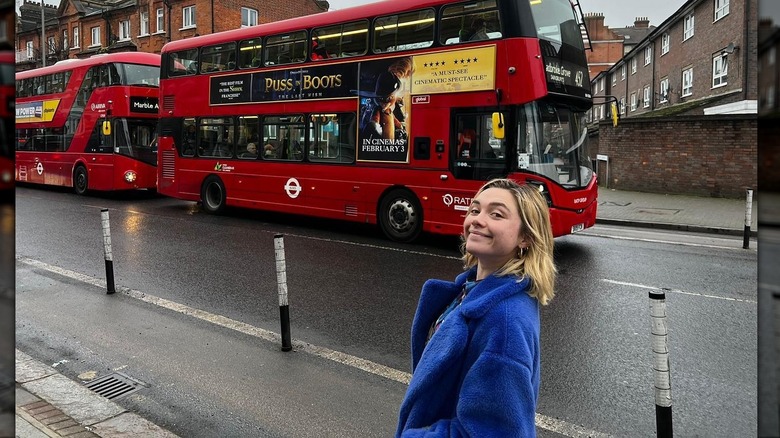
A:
[379, 189, 422, 243]
[73, 166, 88, 195]
[201, 175, 226, 214]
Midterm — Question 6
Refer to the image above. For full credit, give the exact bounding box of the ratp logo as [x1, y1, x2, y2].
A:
[442, 194, 471, 211]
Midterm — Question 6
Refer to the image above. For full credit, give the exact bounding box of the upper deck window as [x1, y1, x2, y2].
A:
[168, 48, 199, 76]
[529, 0, 583, 49]
[239, 39, 263, 68]
[265, 31, 307, 66]
[116, 63, 159, 86]
[200, 43, 237, 73]
[373, 9, 435, 53]
[311, 20, 369, 60]
[440, 0, 501, 45]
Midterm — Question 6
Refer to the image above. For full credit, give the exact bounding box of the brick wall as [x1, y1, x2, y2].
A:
[593, 115, 757, 198]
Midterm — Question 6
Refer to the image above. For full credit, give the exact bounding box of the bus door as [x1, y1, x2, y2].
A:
[430, 111, 510, 226]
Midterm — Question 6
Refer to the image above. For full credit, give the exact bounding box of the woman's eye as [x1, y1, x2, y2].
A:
[491, 212, 503, 218]
[469, 208, 479, 215]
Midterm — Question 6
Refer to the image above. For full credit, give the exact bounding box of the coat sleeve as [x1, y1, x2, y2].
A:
[399, 352, 536, 437]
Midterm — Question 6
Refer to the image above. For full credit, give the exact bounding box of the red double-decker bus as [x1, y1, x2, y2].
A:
[15, 52, 160, 195]
[0, 51, 14, 196]
[157, 0, 596, 241]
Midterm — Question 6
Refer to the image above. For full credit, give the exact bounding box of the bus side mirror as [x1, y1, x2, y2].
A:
[491, 113, 505, 139]
[102, 120, 112, 136]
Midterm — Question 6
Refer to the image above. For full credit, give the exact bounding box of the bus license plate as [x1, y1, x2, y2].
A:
[571, 223, 585, 233]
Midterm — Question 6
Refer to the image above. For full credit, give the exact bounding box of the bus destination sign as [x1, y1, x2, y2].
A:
[130, 97, 159, 114]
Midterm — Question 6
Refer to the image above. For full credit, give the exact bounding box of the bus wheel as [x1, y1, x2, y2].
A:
[201, 175, 226, 214]
[379, 189, 422, 242]
[73, 166, 88, 195]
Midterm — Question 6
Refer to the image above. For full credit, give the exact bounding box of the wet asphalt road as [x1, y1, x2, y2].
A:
[14, 186, 758, 437]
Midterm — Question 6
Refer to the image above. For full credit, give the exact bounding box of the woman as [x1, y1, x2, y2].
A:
[396, 178, 556, 437]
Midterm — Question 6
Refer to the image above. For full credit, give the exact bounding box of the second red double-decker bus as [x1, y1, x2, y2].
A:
[15, 52, 160, 195]
[157, 0, 596, 242]
[0, 51, 14, 196]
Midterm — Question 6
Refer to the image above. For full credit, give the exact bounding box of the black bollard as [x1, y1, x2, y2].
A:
[743, 189, 753, 249]
[100, 209, 115, 294]
[274, 234, 292, 351]
[649, 291, 672, 437]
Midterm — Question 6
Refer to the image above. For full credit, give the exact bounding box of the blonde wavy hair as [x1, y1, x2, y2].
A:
[461, 179, 557, 305]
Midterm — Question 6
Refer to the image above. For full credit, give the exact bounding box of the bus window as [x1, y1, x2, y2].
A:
[440, 0, 501, 45]
[529, 0, 584, 49]
[169, 49, 198, 76]
[237, 116, 260, 157]
[262, 115, 305, 161]
[452, 113, 506, 181]
[308, 113, 356, 163]
[118, 63, 159, 86]
[200, 43, 237, 73]
[181, 118, 197, 157]
[373, 9, 435, 53]
[198, 117, 234, 158]
[239, 39, 263, 68]
[311, 20, 369, 60]
[264, 31, 307, 66]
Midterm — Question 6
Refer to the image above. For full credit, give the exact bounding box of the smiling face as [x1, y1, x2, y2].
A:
[463, 187, 527, 277]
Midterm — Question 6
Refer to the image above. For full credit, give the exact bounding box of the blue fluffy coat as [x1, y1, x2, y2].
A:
[396, 267, 540, 437]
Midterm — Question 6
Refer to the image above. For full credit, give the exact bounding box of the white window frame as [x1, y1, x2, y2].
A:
[62, 29, 68, 50]
[767, 85, 776, 109]
[661, 33, 669, 55]
[600, 77, 604, 92]
[621, 64, 626, 80]
[47, 36, 55, 54]
[644, 46, 652, 66]
[660, 77, 669, 103]
[631, 57, 637, 74]
[643, 86, 650, 108]
[682, 67, 693, 97]
[241, 7, 258, 27]
[714, 0, 729, 21]
[90, 26, 101, 47]
[712, 54, 727, 88]
[683, 13, 694, 41]
[156, 8, 165, 33]
[612, 73, 617, 85]
[619, 97, 626, 115]
[182, 6, 196, 29]
[140, 11, 149, 36]
[72, 27, 79, 49]
[630, 92, 637, 111]
[119, 20, 131, 41]
[26, 41, 34, 58]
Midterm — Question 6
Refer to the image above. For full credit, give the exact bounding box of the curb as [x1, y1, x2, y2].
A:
[596, 218, 758, 237]
[15, 349, 178, 438]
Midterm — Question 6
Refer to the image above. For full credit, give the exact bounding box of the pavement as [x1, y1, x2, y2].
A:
[7, 187, 776, 437]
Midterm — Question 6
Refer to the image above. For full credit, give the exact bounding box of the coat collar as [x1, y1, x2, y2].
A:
[457, 267, 532, 320]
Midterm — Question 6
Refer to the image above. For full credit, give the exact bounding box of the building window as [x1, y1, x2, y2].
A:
[73, 27, 79, 48]
[156, 8, 164, 33]
[643, 86, 650, 108]
[630, 92, 637, 111]
[26, 41, 34, 58]
[241, 7, 258, 27]
[140, 11, 149, 36]
[644, 46, 652, 65]
[631, 58, 637, 74]
[682, 67, 693, 96]
[660, 77, 669, 102]
[661, 33, 669, 55]
[48, 36, 56, 54]
[714, 0, 729, 21]
[619, 97, 625, 114]
[90, 26, 101, 47]
[683, 13, 694, 41]
[183, 6, 196, 29]
[119, 20, 131, 41]
[600, 77, 604, 92]
[767, 85, 776, 109]
[620, 64, 626, 80]
[62, 30, 68, 50]
[612, 73, 617, 85]
[712, 54, 727, 87]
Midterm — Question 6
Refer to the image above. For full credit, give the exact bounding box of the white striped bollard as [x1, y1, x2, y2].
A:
[100, 209, 115, 294]
[649, 291, 672, 437]
[743, 189, 753, 249]
[274, 234, 292, 352]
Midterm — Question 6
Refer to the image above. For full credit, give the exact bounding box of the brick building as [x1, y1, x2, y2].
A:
[583, 13, 655, 78]
[15, 0, 328, 70]
[587, 0, 758, 197]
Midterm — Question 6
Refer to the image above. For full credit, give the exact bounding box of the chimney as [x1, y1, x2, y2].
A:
[634, 17, 650, 28]
[584, 12, 605, 29]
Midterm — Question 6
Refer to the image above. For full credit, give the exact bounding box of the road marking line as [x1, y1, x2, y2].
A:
[579, 232, 755, 251]
[603, 279, 756, 304]
[18, 256, 612, 438]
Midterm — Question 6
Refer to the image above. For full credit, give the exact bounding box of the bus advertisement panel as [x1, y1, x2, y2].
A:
[15, 52, 161, 195]
[157, 0, 596, 242]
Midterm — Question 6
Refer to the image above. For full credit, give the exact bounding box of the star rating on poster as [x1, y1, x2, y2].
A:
[453, 57, 478, 65]
[423, 57, 479, 68]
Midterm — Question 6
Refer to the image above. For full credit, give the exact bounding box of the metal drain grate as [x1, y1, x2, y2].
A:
[84, 372, 147, 400]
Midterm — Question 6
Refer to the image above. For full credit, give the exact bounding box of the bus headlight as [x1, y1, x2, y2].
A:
[124, 170, 137, 184]
[1, 171, 10, 183]
[526, 180, 552, 207]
